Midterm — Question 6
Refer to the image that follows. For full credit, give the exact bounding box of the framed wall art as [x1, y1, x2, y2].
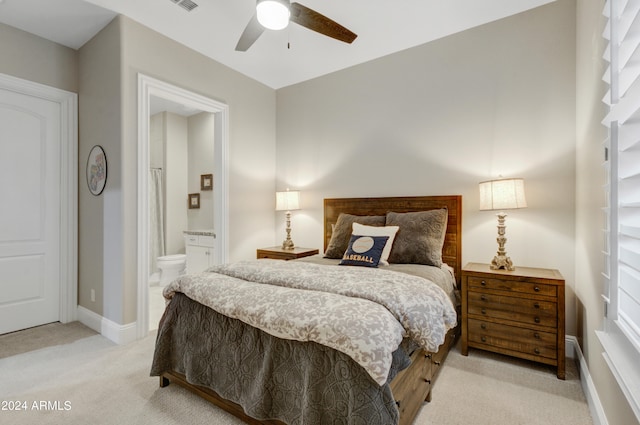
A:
[201, 173, 213, 191]
[86, 145, 107, 196]
[188, 193, 200, 209]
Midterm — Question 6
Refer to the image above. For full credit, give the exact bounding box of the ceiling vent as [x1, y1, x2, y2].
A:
[170, 0, 198, 12]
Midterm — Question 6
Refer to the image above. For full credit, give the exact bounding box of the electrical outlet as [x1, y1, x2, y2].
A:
[91, 289, 95, 302]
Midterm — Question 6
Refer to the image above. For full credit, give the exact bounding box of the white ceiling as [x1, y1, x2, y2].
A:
[0, 0, 554, 89]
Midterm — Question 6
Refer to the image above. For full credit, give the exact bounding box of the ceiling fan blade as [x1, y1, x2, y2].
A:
[235, 13, 265, 51]
[289, 2, 357, 44]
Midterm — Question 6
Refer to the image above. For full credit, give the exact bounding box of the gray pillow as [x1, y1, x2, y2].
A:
[324, 213, 386, 259]
[386, 209, 448, 266]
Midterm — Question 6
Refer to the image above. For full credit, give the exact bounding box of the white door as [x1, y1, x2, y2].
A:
[0, 87, 61, 334]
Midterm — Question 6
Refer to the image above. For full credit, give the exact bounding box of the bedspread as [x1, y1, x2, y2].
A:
[163, 260, 456, 385]
[151, 293, 407, 425]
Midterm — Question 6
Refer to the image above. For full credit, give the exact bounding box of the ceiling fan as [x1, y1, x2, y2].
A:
[235, 0, 357, 51]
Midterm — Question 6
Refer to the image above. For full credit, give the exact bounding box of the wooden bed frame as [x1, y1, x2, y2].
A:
[160, 195, 462, 425]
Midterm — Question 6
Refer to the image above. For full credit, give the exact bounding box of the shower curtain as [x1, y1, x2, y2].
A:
[149, 168, 165, 275]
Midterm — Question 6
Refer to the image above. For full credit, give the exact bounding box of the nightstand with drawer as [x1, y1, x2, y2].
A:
[461, 262, 565, 379]
[256, 246, 319, 261]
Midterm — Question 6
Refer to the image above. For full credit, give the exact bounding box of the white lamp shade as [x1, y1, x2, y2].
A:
[257, 0, 290, 30]
[276, 190, 300, 211]
[479, 178, 527, 211]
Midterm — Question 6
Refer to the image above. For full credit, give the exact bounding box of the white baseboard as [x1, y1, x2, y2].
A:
[566, 335, 608, 425]
[565, 337, 576, 359]
[77, 305, 137, 345]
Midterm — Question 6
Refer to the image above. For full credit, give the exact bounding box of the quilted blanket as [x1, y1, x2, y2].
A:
[151, 293, 407, 425]
[162, 259, 457, 385]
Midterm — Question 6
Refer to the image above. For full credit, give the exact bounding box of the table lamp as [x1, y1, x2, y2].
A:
[276, 189, 300, 250]
[479, 178, 527, 271]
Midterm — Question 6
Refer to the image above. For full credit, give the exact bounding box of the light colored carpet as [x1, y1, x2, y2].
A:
[417, 345, 593, 425]
[0, 321, 97, 359]
[0, 322, 593, 425]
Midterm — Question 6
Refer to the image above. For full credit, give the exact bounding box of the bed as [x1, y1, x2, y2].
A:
[151, 195, 462, 425]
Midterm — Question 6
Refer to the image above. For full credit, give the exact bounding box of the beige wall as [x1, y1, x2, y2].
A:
[0, 23, 77, 92]
[188, 112, 216, 231]
[77, 15, 277, 324]
[576, 0, 640, 424]
[163, 112, 189, 256]
[78, 18, 123, 319]
[277, 1, 578, 333]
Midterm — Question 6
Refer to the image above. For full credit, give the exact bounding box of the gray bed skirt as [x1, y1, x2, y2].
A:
[150, 293, 412, 425]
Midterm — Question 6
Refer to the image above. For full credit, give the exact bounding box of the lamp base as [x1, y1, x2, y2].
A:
[490, 254, 514, 271]
[489, 211, 515, 271]
[281, 210, 295, 250]
[281, 239, 295, 250]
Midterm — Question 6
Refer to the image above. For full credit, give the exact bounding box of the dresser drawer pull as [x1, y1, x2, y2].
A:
[434, 361, 441, 366]
[534, 317, 540, 324]
[481, 280, 486, 286]
[425, 354, 432, 359]
[533, 302, 540, 309]
[534, 286, 541, 292]
[481, 295, 488, 301]
[534, 333, 541, 339]
[481, 308, 487, 315]
[481, 336, 487, 342]
[424, 379, 431, 384]
[534, 348, 541, 355]
[480, 323, 487, 330]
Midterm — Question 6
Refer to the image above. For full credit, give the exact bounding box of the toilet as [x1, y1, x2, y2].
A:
[156, 254, 187, 286]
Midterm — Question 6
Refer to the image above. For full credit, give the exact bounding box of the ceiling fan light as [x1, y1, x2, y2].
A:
[256, 0, 290, 30]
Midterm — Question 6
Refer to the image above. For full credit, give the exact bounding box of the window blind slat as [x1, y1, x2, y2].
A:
[620, 221, 640, 237]
[620, 299, 640, 334]
[604, 78, 640, 124]
[620, 224, 640, 239]
[604, 42, 612, 64]
[621, 265, 640, 300]
[604, 91, 612, 109]
[619, 175, 640, 206]
[619, 44, 640, 95]
[619, 312, 640, 349]
[619, 0, 640, 45]
[619, 33, 640, 73]
[620, 149, 640, 179]
[620, 267, 640, 339]
[620, 244, 640, 272]
[619, 117, 640, 149]
[622, 0, 636, 18]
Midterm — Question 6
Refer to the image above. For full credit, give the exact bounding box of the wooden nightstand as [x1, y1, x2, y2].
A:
[256, 246, 319, 261]
[461, 262, 565, 379]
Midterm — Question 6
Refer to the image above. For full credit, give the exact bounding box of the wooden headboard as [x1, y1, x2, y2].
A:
[324, 195, 462, 286]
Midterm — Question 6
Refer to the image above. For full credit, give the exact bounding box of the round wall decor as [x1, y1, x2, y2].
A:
[86, 145, 107, 196]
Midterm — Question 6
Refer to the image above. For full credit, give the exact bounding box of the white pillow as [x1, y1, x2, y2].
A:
[352, 223, 399, 266]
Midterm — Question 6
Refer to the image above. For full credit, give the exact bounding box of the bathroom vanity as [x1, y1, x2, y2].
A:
[184, 230, 215, 274]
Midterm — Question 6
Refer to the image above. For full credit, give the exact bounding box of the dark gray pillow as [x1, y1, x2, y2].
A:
[324, 213, 386, 259]
[386, 209, 448, 266]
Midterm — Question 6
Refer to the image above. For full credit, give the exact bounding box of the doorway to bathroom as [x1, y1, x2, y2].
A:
[136, 74, 229, 338]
